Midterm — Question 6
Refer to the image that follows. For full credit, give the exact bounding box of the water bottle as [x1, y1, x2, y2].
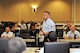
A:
[16, 32, 19, 37]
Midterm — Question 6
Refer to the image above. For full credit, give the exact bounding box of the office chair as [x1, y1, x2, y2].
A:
[45, 42, 69, 53]
[0, 38, 9, 53]
[20, 29, 31, 39]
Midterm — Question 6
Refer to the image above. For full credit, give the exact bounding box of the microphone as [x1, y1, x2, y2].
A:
[74, 34, 76, 39]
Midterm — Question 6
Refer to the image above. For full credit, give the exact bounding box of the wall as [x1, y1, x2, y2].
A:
[0, 0, 20, 22]
[0, 0, 74, 23]
[76, 0, 80, 23]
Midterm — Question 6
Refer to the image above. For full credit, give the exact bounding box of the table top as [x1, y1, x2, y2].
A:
[57, 38, 80, 42]
[24, 38, 80, 42]
[24, 38, 44, 42]
[25, 47, 80, 53]
[26, 47, 39, 53]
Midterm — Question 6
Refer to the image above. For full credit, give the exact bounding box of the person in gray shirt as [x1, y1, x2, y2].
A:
[66, 25, 80, 39]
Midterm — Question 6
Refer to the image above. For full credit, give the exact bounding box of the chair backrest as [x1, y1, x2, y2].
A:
[44, 42, 69, 53]
[0, 38, 9, 53]
[20, 29, 31, 39]
[48, 31, 57, 42]
[56, 29, 63, 39]
[0, 28, 4, 37]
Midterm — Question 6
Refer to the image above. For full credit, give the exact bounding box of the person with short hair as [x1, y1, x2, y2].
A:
[39, 11, 56, 42]
[64, 21, 71, 34]
[20, 20, 27, 29]
[1, 27, 14, 38]
[8, 37, 27, 53]
[64, 25, 80, 39]
[14, 23, 20, 30]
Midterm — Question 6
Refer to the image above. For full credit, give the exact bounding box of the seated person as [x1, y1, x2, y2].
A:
[8, 37, 27, 53]
[64, 25, 80, 39]
[1, 27, 15, 38]
[20, 20, 27, 29]
[64, 21, 71, 34]
[11, 25, 15, 33]
[14, 23, 20, 30]
[30, 25, 36, 37]
[27, 20, 35, 29]
[34, 23, 40, 29]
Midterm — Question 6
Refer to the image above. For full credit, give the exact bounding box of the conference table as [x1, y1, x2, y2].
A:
[25, 47, 80, 53]
[24, 38, 80, 53]
[57, 38, 80, 42]
[24, 38, 80, 42]
[26, 47, 39, 53]
[24, 38, 80, 47]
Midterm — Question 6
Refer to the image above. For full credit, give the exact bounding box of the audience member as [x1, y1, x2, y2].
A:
[1, 27, 14, 38]
[30, 25, 36, 37]
[11, 25, 15, 33]
[14, 23, 20, 30]
[34, 23, 40, 29]
[64, 21, 71, 34]
[20, 20, 27, 29]
[27, 20, 35, 29]
[8, 37, 27, 53]
[64, 25, 80, 39]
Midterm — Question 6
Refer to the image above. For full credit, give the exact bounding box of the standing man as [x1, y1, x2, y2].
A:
[40, 11, 56, 42]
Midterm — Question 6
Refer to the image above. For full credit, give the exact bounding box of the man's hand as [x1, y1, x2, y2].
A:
[63, 35, 69, 39]
[43, 32, 49, 35]
[1, 35, 8, 38]
[47, 38, 50, 42]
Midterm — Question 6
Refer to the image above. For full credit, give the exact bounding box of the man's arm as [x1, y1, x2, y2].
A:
[43, 32, 49, 35]
[1, 32, 5, 38]
[39, 30, 49, 35]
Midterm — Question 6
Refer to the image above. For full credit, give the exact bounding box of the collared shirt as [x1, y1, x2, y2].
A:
[67, 30, 80, 38]
[15, 27, 21, 30]
[39, 47, 44, 53]
[21, 24, 27, 29]
[1, 31, 14, 37]
[42, 18, 56, 32]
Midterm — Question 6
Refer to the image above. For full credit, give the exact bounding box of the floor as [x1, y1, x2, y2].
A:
[26, 47, 40, 53]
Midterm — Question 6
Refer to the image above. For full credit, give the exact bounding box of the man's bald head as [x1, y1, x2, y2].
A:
[70, 25, 76, 32]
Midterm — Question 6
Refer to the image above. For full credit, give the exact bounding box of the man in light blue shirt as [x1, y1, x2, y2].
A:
[40, 11, 56, 42]
[42, 18, 56, 32]
[67, 25, 80, 39]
